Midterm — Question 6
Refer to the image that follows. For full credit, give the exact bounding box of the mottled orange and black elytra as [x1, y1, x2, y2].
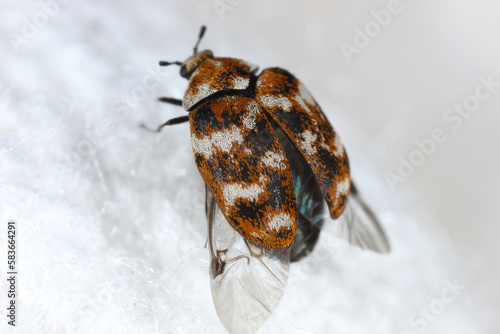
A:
[157, 27, 351, 250]
[190, 96, 297, 249]
[256, 68, 350, 218]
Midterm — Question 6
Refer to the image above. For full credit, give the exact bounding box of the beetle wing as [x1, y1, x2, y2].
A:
[273, 126, 325, 261]
[206, 185, 290, 334]
[274, 120, 390, 255]
[256, 68, 350, 219]
[190, 96, 297, 249]
[329, 182, 391, 253]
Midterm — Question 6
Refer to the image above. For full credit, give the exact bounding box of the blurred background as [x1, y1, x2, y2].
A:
[1, 0, 499, 333]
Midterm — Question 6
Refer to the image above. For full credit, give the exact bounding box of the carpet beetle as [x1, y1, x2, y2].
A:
[149, 26, 390, 334]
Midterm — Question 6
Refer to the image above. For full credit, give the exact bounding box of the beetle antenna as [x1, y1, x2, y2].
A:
[159, 61, 182, 66]
[140, 115, 189, 133]
[193, 25, 207, 54]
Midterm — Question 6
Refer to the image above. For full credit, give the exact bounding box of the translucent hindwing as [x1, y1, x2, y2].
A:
[273, 126, 326, 261]
[256, 68, 350, 219]
[189, 95, 297, 249]
[206, 185, 290, 333]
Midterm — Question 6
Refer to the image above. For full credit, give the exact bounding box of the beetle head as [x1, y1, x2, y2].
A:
[159, 26, 212, 80]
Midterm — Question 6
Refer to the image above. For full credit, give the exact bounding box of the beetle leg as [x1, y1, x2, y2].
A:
[243, 239, 264, 259]
[225, 254, 250, 265]
[158, 97, 183, 106]
[216, 249, 251, 266]
[209, 228, 250, 275]
[242, 239, 287, 285]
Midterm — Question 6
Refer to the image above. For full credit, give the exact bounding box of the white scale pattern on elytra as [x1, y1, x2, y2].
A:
[335, 176, 350, 199]
[258, 174, 269, 184]
[300, 130, 317, 154]
[259, 95, 292, 112]
[318, 132, 344, 157]
[223, 183, 265, 207]
[294, 95, 311, 114]
[332, 133, 345, 157]
[184, 83, 216, 110]
[232, 77, 249, 90]
[242, 102, 259, 129]
[267, 212, 294, 232]
[261, 151, 286, 169]
[191, 126, 244, 159]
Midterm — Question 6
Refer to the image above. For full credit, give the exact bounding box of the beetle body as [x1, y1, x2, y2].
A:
[154, 26, 389, 334]
[181, 53, 350, 252]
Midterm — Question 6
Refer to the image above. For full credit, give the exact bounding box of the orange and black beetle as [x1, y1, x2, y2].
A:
[153, 26, 362, 255]
[150, 26, 389, 333]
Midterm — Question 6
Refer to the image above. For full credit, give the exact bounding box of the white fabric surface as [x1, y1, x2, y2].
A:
[0, 1, 493, 333]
